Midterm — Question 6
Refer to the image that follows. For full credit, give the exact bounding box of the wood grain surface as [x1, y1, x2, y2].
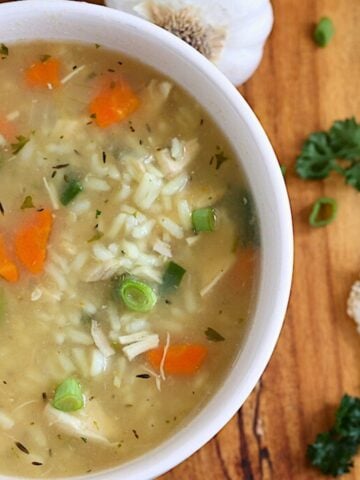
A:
[2, 0, 359, 478]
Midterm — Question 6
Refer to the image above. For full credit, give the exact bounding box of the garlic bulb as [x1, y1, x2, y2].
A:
[105, 0, 273, 85]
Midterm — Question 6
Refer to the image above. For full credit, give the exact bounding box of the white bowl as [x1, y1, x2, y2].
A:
[0, 1, 293, 479]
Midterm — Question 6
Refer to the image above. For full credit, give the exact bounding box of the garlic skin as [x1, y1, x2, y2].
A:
[105, 0, 273, 86]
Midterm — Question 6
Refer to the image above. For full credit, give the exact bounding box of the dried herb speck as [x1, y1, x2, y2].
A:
[15, 441, 30, 455]
[0, 43, 9, 57]
[205, 327, 225, 342]
[20, 195, 35, 210]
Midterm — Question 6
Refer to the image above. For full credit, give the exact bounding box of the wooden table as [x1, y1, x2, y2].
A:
[2, 0, 359, 478]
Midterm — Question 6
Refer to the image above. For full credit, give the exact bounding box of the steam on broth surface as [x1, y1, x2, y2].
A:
[0, 41, 259, 477]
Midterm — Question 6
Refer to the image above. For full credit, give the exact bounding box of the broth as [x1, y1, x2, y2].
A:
[0, 41, 259, 477]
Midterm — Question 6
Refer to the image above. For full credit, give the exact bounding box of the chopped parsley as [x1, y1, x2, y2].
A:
[20, 195, 35, 210]
[308, 394, 360, 477]
[0, 43, 8, 57]
[205, 327, 225, 342]
[11, 135, 30, 154]
[95, 209, 102, 219]
[296, 117, 360, 191]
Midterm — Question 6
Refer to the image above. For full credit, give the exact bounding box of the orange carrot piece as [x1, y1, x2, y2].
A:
[226, 247, 257, 285]
[89, 79, 140, 128]
[15, 209, 53, 274]
[147, 344, 208, 375]
[0, 117, 16, 142]
[25, 58, 61, 88]
[0, 234, 19, 283]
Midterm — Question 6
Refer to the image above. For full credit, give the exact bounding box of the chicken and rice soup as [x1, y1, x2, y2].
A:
[0, 41, 259, 477]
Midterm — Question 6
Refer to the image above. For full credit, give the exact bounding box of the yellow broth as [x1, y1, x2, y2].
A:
[0, 42, 259, 477]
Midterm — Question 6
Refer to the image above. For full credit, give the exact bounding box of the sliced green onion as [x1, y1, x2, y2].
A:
[60, 178, 83, 206]
[192, 207, 216, 232]
[314, 17, 335, 47]
[309, 197, 338, 227]
[52, 378, 84, 412]
[115, 277, 157, 312]
[162, 262, 186, 291]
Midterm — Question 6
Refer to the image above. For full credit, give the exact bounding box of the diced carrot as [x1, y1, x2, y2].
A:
[25, 58, 61, 88]
[0, 117, 16, 142]
[89, 79, 140, 128]
[147, 344, 208, 375]
[226, 247, 257, 285]
[15, 209, 53, 274]
[0, 234, 19, 283]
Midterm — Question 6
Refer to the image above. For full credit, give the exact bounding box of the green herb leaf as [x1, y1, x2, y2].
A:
[314, 17, 335, 47]
[296, 118, 360, 191]
[0, 43, 9, 57]
[20, 195, 35, 210]
[95, 209, 102, 218]
[307, 395, 360, 477]
[205, 327, 225, 342]
[11, 135, 29, 155]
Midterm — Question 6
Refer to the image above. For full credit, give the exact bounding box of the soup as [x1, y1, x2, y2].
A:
[0, 41, 259, 477]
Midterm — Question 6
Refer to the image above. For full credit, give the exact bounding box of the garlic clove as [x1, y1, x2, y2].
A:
[105, 0, 273, 85]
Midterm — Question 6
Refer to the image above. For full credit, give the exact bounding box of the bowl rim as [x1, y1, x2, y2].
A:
[0, 2, 293, 479]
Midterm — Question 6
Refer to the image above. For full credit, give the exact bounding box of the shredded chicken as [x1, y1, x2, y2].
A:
[91, 320, 115, 358]
[45, 402, 116, 445]
[156, 138, 199, 177]
[121, 334, 159, 361]
[83, 259, 122, 282]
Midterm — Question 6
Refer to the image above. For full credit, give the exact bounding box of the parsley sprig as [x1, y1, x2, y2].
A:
[308, 394, 360, 477]
[296, 118, 360, 191]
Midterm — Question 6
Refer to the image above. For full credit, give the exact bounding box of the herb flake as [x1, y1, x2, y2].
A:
[210, 149, 229, 170]
[20, 195, 35, 210]
[87, 230, 104, 243]
[11, 135, 30, 155]
[205, 327, 225, 342]
[0, 43, 8, 57]
[15, 441, 30, 455]
[40, 54, 51, 63]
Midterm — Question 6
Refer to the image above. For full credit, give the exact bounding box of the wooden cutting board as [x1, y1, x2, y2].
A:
[1, 0, 359, 478]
